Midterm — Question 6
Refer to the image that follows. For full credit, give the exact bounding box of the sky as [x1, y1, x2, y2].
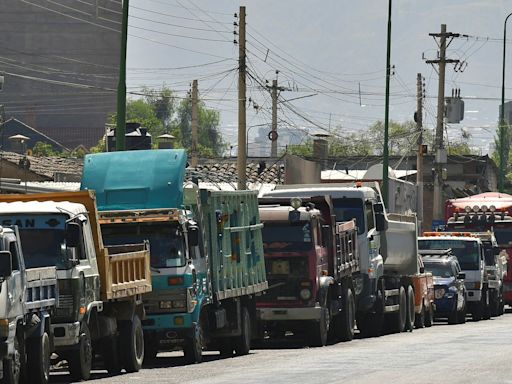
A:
[125, 0, 512, 156]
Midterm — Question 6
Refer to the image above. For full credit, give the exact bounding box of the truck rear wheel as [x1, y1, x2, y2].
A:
[120, 315, 144, 373]
[184, 318, 204, 364]
[3, 333, 25, 384]
[405, 285, 415, 332]
[336, 287, 355, 342]
[388, 286, 406, 333]
[26, 332, 50, 384]
[234, 307, 251, 356]
[308, 307, 329, 347]
[68, 322, 92, 381]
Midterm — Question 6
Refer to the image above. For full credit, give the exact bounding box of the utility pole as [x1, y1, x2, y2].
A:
[267, 77, 290, 158]
[191, 79, 198, 168]
[416, 73, 424, 232]
[116, 0, 129, 151]
[382, 0, 392, 208]
[426, 24, 460, 227]
[499, 13, 512, 192]
[237, 6, 247, 190]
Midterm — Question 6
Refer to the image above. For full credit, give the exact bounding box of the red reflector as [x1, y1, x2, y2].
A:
[168, 277, 184, 285]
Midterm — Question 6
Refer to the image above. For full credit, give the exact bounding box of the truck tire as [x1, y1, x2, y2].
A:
[103, 336, 121, 374]
[26, 332, 51, 384]
[405, 285, 415, 332]
[388, 286, 406, 334]
[337, 288, 355, 342]
[308, 306, 329, 347]
[183, 318, 204, 364]
[415, 303, 425, 329]
[472, 302, 483, 321]
[482, 287, 491, 320]
[457, 300, 467, 324]
[448, 307, 458, 325]
[120, 315, 144, 373]
[3, 333, 25, 384]
[143, 341, 158, 365]
[234, 307, 251, 356]
[424, 303, 434, 327]
[357, 281, 385, 338]
[219, 339, 233, 357]
[68, 322, 92, 381]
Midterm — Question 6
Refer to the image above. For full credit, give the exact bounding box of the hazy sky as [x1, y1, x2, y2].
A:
[126, 0, 512, 155]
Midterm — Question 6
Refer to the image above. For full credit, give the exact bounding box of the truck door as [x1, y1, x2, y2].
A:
[365, 200, 382, 279]
[6, 238, 24, 319]
[75, 217, 101, 304]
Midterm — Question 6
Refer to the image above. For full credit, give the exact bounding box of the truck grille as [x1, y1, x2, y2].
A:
[144, 289, 188, 314]
[55, 294, 74, 318]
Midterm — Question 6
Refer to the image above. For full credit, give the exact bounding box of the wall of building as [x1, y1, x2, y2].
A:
[0, 0, 121, 149]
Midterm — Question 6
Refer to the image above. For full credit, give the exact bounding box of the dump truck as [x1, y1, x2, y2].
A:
[257, 196, 359, 346]
[80, 149, 267, 363]
[264, 184, 423, 336]
[0, 191, 152, 380]
[0, 225, 58, 384]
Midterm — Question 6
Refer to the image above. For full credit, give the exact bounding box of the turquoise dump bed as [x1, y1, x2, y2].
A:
[194, 188, 267, 300]
[81, 149, 187, 210]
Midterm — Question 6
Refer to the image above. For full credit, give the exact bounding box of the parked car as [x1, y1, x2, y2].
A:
[419, 249, 466, 324]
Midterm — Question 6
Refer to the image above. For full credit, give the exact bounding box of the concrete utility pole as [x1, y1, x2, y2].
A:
[499, 12, 512, 192]
[116, 0, 129, 151]
[237, 6, 247, 190]
[191, 79, 198, 168]
[426, 24, 460, 226]
[382, 0, 393, 208]
[267, 78, 290, 158]
[416, 73, 424, 231]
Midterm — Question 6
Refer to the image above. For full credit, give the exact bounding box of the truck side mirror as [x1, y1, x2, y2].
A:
[66, 222, 80, 248]
[419, 266, 425, 274]
[0, 251, 13, 279]
[188, 226, 199, 247]
[457, 272, 466, 280]
[374, 203, 388, 232]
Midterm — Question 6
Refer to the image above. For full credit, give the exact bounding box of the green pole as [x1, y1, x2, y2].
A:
[116, 0, 129, 151]
[499, 12, 512, 192]
[382, 0, 392, 206]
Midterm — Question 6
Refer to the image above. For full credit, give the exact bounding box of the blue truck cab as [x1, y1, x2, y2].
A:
[81, 149, 267, 364]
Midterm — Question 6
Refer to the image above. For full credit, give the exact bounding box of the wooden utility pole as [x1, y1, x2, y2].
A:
[267, 78, 290, 157]
[237, 6, 247, 190]
[426, 24, 460, 227]
[416, 73, 424, 232]
[191, 79, 198, 168]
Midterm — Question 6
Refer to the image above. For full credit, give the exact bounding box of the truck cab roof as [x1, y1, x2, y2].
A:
[259, 205, 321, 222]
[0, 200, 87, 216]
[269, 185, 377, 200]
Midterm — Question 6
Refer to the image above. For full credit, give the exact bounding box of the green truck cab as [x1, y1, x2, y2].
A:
[81, 149, 267, 363]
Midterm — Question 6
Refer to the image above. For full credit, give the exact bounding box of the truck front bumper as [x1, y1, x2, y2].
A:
[142, 313, 194, 350]
[257, 305, 322, 322]
[51, 322, 80, 347]
[434, 297, 457, 315]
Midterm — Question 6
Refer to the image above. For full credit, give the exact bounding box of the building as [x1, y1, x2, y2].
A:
[1, 118, 68, 153]
[0, 0, 121, 149]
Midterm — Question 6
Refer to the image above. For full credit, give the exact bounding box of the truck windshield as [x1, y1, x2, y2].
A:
[0, 213, 70, 269]
[332, 198, 365, 235]
[418, 239, 480, 270]
[262, 222, 312, 253]
[424, 262, 454, 278]
[102, 222, 186, 268]
[493, 227, 512, 247]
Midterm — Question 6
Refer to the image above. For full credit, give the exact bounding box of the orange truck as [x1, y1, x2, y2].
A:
[411, 256, 435, 328]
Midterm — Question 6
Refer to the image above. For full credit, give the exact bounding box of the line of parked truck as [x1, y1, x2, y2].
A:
[0, 148, 507, 383]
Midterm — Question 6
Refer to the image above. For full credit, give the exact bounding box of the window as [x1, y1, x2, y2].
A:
[365, 201, 375, 230]
[9, 241, 19, 271]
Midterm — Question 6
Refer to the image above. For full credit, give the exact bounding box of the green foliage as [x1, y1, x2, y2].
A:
[447, 128, 478, 155]
[90, 137, 106, 153]
[32, 142, 58, 157]
[368, 120, 420, 155]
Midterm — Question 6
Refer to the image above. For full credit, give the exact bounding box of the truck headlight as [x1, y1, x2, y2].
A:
[300, 288, 312, 301]
[172, 300, 186, 309]
[159, 301, 172, 309]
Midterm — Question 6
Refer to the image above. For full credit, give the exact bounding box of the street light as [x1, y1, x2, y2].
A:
[499, 12, 512, 192]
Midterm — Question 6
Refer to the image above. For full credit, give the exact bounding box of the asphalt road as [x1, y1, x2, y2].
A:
[51, 310, 512, 384]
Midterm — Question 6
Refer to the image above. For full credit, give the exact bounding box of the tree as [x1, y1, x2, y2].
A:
[109, 99, 164, 138]
[32, 142, 58, 157]
[368, 120, 420, 155]
[143, 86, 175, 131]
[286, 132, 373, 158]
[447, 128, 478, 155]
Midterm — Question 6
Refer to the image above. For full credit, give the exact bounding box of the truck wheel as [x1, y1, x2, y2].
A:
[482, 287, 491, 320]
[308, 307, 329, 347]
[448, 307, 458, 325]
[424, 303, 434, 327]
[234, 307, 251, 356]
[457, 301, 467, 324]
[388, 286, 407, 334]
[26, 332, 51, 384]
[3, 333, 25, 384]
[120, 315, 144, 373]
[103, 336, 121, 374]
[415, 304, 425, 329]
[219, 339, 233, 357]
[472, 302, 483, 321]
[357, 281, 385, 338]
[184, 319, 204, 364]
[337, 288, 355, 342]
[405, 285, 415, 332]
[68, 322, 92, 381]
[143, 342, 158, 365]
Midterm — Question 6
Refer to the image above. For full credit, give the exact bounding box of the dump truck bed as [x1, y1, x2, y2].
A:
[381, 213, 419, 275]
[0, 191, 152, 301]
